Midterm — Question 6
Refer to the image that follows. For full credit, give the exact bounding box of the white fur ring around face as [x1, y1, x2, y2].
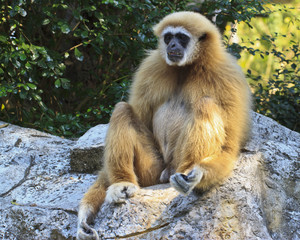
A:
[105, 182, 139, 203]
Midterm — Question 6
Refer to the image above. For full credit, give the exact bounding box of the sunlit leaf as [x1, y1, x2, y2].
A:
[74, 48, 84, 61]
[61, 24, 70, 34]
[54, 79, 61, 88]
[19, 53, 27, 61]
[27, 83, 37, 90]
[19, 8, 27, 17]
[42, 19, 50, 25]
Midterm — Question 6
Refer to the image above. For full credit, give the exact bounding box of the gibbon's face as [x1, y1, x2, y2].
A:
[161, 26, 199, 66]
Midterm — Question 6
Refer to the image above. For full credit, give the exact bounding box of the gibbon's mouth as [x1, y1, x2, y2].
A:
[167, 51, 184, 62]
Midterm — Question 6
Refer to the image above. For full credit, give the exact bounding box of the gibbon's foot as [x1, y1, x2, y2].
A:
[170, 166, 203, 195]
[105, 182, 139, 203]
[160, 167, 175, 183]
[77, 221, 99, 240]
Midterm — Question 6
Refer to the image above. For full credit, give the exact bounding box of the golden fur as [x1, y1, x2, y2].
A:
[77, 11, 252, 239]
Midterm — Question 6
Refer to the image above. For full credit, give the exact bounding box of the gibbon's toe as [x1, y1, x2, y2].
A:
[105, 182, 139, 203]
[170, 166, 203, 195]
[77, 221, 99, 240]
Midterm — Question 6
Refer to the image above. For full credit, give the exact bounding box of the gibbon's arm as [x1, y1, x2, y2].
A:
[128, 50, 174, 130]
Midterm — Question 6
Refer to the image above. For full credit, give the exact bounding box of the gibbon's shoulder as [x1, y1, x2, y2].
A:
[134, 49, 169, 79]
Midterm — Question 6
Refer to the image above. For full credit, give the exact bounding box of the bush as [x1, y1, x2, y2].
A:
[249, 36, 299, 131]
[1, 0, 299, 136]
[236, 2, 300, 132]
[0, 0, 188, 137]
[193, 0, 299, 132]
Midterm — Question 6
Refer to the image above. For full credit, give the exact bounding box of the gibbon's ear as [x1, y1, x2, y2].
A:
[198, 33, 207, 41]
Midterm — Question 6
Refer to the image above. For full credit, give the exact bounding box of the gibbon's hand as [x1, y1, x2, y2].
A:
[77, 221, 99, 240]
[105, 182, 139, 203]
[170, 166, 203, 195]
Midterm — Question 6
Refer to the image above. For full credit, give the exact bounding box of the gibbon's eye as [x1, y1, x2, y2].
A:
[164, 33, 173, 45]
[198, 33, 207, 41]
[175, 33, 190, 48]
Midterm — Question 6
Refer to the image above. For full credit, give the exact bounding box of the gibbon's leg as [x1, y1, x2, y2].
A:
[170, 97, 239, 195]
[78, 102, 163, 239]
[77, 170, 108, 240]
[104, 102, 164, 203]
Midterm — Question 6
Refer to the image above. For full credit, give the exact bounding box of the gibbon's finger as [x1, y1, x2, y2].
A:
[77, 221, 99, 240]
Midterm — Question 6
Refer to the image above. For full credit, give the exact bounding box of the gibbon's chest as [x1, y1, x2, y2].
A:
[152, 95, 189, 163]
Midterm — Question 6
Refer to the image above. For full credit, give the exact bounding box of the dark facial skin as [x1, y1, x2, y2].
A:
[164, 32, 190, 63]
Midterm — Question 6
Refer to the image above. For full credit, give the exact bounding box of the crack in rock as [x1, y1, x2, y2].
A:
[0, 156, 35, 197]
[108, 222, 170, 239]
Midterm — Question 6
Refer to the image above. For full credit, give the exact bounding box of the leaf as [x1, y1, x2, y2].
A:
[74, 48, 84, 61]
[19, 8, 27, 17]
[22, 84, 30, 91]
[27, 83, 37, 90]
[19, 52, 27, 61]
[61, 24, 70, 34]
[42, 19, 50, 25]
[60, 78, 70, 89]
[25, 62, 31, 70]
[30, 48, 39, 60]
[0, 35, 6, 42]
[54, 79, 61, 88]
[81, 31, 89, 38]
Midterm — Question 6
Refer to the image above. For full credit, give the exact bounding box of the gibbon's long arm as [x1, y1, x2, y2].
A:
[128, 50, 176, 130]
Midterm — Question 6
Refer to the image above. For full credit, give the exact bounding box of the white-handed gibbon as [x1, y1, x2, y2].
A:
[77, 11, 252, 239]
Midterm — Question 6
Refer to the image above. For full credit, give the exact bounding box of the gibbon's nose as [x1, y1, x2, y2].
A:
[167, 42, 182, 55]
[170, 43, 176, 49]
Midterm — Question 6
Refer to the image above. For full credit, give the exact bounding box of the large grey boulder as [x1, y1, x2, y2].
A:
[0, 112, 299, 240]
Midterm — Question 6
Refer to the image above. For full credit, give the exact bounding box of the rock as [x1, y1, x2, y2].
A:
[0, 112, 299, 240]
[69, 124, 108, 173]
[0, 121, 96, 239]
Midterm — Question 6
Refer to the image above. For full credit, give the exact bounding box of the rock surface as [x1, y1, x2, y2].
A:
[0, 113, 299, 240]
[70, 124, 108, 173]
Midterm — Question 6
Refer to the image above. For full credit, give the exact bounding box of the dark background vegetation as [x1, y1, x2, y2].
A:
[0, 0, 299, 137]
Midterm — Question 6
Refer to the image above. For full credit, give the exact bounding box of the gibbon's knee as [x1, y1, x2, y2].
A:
[109, 102, 134, 125]
[105, 100, 163, 187]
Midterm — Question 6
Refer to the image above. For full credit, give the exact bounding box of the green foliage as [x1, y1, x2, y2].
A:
[191, 0, 267, 31]
[194, 0, 299, 132]
[0, 0, 188, 137]
[236, 2, 300, 132]
[246, 34, 299, 132]
[0, 0, 299, 136]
